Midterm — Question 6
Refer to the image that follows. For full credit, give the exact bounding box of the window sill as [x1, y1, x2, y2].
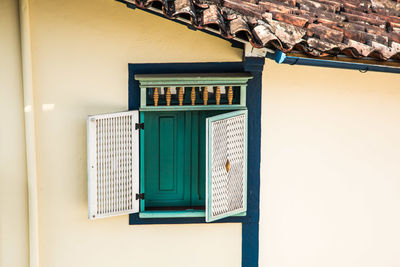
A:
[139, 210, 246, 219]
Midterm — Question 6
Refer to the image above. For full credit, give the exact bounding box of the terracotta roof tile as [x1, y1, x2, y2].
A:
[120, 0, 400, 61]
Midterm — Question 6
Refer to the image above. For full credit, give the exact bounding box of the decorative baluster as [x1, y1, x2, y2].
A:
[203, 87, 208, 105]
[227, 86, 233, 105]
[215, 86, 221, 105]
[178, 87, 184, 106]
[166, 87, 171, 106]
[153, 87, 159, 106]
[191, 87, 196, 106]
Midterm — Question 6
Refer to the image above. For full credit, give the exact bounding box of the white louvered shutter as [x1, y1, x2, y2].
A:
[87, 110, 140, 219]
[205, 110, 248, 222]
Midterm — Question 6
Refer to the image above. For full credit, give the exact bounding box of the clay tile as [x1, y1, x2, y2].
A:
[258, 1, 292, 13]
[230, 16, 252, 37]
[271, 11, 310, 27]
[252, 24, 279, 47]
[342, 27, 388, 45]
[300, 0, 339, 12]
[173, 0, 196, 18]
[262, 12, 273, 20]
[307, 38, 338, 52]
[263, 17, 307, 47]
[123, 0, 400, 62]
[307, 24, 344, 43]
[223, 0, 265, 19]
[392, 41, 400, 54]
[339, 39, 374, 57]
[341, 22, 365, 33]
[312, 0, 342, 9]
[370, 41, 396, 60]
[220, 7, 238, 20]
[193, 0, 209, 8]
[141, 0, 162, 8]
[202, 4, 226, 34]
[343, 12, 386, 28]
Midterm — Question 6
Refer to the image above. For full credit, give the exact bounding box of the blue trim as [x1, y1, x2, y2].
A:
[128, 59, 264, 267]
[274, 50, 287, 64]
[268, 51, 400, 74]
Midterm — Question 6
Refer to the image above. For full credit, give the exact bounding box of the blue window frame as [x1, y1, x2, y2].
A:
[128, 58, 265, 267]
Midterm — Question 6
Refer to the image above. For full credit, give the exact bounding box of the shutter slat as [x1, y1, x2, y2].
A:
[88, 110, 140, 219]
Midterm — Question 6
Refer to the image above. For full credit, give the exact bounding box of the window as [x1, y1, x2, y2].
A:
[87, 73, 251, 222]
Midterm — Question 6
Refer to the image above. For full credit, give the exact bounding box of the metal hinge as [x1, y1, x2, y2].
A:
[136, 193, 145, 200]
[135, 123, 144, 130]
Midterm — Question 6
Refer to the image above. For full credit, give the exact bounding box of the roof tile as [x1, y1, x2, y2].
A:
[122, 0, 400, 61]
[271, 11, 310, 27]
[307, 24, 344, 43]
[230, 16, 253, 39]
[202, 4, 228, 35]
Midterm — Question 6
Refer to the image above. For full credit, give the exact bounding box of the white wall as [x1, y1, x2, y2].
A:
[3, 0, 400, 266]
[29, 0, 242, 267]
[260, 62, 400, 267]
[0, 0, 30, 267]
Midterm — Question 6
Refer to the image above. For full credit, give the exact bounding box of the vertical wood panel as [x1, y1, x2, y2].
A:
[159, 117, 175, 191]
[144, 111, 190, 207]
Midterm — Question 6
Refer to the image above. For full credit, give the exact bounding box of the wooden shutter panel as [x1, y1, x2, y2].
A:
[87, 110, 140, 219]
[205, 110, 248, 222]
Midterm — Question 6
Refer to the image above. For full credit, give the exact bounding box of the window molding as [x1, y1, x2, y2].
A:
[128, 58, 265, 267]
[135, 73, 251, 110]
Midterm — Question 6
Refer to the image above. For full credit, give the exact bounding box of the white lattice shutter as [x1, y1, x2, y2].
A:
[205, 110, 248, 222]
[87, 110, 140, 219]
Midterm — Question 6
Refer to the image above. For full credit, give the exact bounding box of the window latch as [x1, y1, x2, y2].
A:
[136, 193, 145, 200]
[135, 123, 144, 130]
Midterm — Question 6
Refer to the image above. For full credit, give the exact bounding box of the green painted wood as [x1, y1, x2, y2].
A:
[139, 210, 205, 218]
[184, 111, 193, 204]
[135, 73, 253, 88]
[140, 87, 147, 108]
[136, 73, 251, 110]
[142, 109, 239, 211]
[190, 112, 200, 207]
[139, 211, 246, 219]
[190, 111, 226, 207]
[143, 111, 190, 207]
[159, 117, 175, 191]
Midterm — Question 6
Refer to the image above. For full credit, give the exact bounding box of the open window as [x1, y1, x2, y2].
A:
[87, 73, 251, 222]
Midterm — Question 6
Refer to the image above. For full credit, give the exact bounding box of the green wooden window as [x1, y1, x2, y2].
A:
[142, 110, 224, 210]
[87, 74, 251, 222]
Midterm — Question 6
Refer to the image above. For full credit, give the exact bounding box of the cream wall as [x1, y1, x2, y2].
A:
[4, 0, 400, 266]
[260, 63, 400, 267]
[0, 1, 30, 267]
[29, 0, 242, 267]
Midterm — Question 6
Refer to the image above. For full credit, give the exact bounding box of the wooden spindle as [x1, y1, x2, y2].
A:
[215, 86, 221, 105]
[178, 87, 184, 106]
[153, 87, 159, 106]
[203, 87, 208, 105]
[227, 86, 233, 105]
[166, 87, 171, 106]
[191, 87, 196, 106]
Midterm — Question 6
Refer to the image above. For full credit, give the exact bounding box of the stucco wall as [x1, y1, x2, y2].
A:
[0, 1, 30, 267]
[3, 0, 400, 266]
[29, 0, 242, 267]
[260, 62, 400, 267]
